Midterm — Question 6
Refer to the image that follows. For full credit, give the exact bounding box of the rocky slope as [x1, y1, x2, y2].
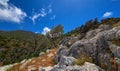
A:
[47, 25, 120, 71]
[0, 25, 120, 71]
[44, 25, 120, 71]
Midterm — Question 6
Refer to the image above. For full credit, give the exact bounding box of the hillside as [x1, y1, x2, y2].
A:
[0, 18, 120, 71]
[0, 30, 53, 65]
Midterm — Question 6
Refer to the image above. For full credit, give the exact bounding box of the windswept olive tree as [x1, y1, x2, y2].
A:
[46, 24, 64, 47]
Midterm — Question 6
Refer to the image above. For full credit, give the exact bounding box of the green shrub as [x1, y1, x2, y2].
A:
[6, 69, 13, 71]
[74, 52, 93, 66]
[100, 63, 108, 71]
[112, 39, 120, 46]
[113, 22, 120, 27]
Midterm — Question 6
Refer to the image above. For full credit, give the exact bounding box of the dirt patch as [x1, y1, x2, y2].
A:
[10, 48, 58, 71]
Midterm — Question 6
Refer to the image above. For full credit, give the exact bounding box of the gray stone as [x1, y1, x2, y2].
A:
[50, 64, 66, 71]
[68, 26, 120, 70]
[51, 26, 120, 71]
[59, 37, 79, 47]
[39, 52, 45, 56]
[109, 44, 120, 58]
[50, 62, 104, 71]
[54, 46, 68, 63]
[98, 25, 112, 31]
[67, 62, 104, 71]
[58, 56, 75, 66]
[115, 58, 120, 71]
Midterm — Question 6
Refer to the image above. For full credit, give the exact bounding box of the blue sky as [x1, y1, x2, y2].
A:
[0, 0, 120, 34]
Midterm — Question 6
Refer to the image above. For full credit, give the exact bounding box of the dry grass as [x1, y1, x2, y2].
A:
[74, 52, 93, 66]
[113, 22, 120, 27]
[9, 48, 58, 71]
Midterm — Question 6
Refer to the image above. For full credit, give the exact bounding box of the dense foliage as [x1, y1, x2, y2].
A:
[0, 29, 63, 65]
[0, 31, 48, 65]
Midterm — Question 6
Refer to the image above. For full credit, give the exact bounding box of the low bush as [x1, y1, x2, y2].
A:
[74, 52, 93, 66]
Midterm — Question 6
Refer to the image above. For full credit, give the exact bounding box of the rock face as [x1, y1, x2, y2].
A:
[52, 25, 120, 71]
[66, 62, 104, 71]
[115, 58, 120, 71]
[0, 65, 13, 71]
[59, 37, 79, 47]
[54, 46, 69, 63]
[41, 62, 104, 71]
[68, 26, 120, 66]
[109, 45, 120, 58]
[58, 56, 75, 66]
[83, 25, 112, 39]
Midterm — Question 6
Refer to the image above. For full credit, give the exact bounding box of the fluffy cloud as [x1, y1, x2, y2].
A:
[0, 0, 27, 23]
[42, 27, 51, 35]
[30, 8, 47, 24]
[102, 12, 112, 18]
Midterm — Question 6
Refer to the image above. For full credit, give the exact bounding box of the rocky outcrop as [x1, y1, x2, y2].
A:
[115, 58, 120, 71]
[59, 37, 79, 47]
[54, 46, 69, 63]
[41, 66, 53, 71]
[0, 63, 18, 71]
[53, 25, 120, 71]
[0, 65, 13, 71]
[65, 62, 104, 71]
[84, 25, 112, 39]
[109, 44, 120, 58]
[58, 56, 75, 66]
[41, 62, 104, 71]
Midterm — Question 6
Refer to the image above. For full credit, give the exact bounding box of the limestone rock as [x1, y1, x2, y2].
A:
[54, 46, 68, 63]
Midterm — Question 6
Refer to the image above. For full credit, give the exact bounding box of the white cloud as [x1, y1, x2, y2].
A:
[30, 4, 53, 24]
[48, 8, 52, 13]
[41, 8, 47, 17]
[35, 31, 40, 34]
[102, 12, 112, 18]
[0, 0, 27, 23]
[30, 14, 41, 24]
[50, 15, 56, 20]
[48, 4, 52, 13]
[0, 0, 8, 7]
[30, 8, 47, 24]
[42, 27, 51, 35]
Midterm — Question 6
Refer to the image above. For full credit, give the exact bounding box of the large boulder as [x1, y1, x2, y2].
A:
[103, 27, 120, 40]
[58, 56, 76, 66]
[109, 45, 120, 58]
[115, 58, 120, 71]
[0, 64, 14, 71]
[59, 37, 78, 47]
[66, 62, 104, 71]
[50, 62, 104, 71]
[84, 25, 112, 39]
[54, 46, 69, 63]
[40, 66, 53, 71]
